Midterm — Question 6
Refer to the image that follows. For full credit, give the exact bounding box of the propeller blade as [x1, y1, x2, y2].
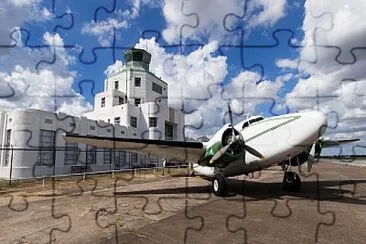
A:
[243, 144, 265, 159]
[228, 104, 235, 142]
[307, 143, 316, 172]
[209, 143, 232, 164]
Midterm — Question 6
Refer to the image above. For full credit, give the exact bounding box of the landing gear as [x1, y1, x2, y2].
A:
[282, 171, 301, 192]
[212, 174, 226, 196]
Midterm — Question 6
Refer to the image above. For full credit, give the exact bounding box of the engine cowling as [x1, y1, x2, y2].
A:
[221, 127, 245, 156]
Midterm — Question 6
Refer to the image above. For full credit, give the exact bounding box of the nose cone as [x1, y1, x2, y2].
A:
[307, 111, 328, 137]
[289, 111, 328, 147]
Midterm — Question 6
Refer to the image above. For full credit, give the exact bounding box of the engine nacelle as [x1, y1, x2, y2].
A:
[221, 127, 245, 156]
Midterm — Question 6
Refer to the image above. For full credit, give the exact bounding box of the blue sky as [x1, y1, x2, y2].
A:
[1, 0, 365, 155]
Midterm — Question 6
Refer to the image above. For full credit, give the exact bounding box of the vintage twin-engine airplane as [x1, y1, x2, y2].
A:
[64, 106, 359, 196]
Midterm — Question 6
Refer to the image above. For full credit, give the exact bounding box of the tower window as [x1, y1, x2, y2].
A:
[149, 117, 157, 127]
[135, 98, 141, 106]
[152, 82, 162, 94]
[101, 97, 105, 107]
[114, 81, 119, 90]
[118, 96, 123, 105]
[135, 77, 141, 86]
[130, 116, 137, 128]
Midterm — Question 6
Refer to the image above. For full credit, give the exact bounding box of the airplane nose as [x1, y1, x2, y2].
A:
[308, 111, 328, 136]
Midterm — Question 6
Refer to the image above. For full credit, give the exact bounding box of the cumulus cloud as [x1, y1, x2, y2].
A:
[134, 37, 228, 103]
[275, 58, 298, 69]
[82, 0, 158, 46]
[0, 32, 93, 116]
[81, 18, 128, 46]
[162, 0, 287, 43]
[286, 0, 366, 154]
[0, 0, 52, 51]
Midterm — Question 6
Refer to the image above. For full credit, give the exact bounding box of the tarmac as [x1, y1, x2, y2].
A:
[1, 159, 366, 243]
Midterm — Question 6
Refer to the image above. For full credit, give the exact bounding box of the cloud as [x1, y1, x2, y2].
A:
[0, 0, 52, 50]
[0, 32, 93, 116]
[161, 0, 287, 44]
[275, 58, 298, 69]
[286, 0, 366, 154]
[81, 0, 158, 46]
[81, 18, 128, 46]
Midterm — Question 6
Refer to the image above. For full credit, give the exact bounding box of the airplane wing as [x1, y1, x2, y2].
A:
[63, 133, 205, 162]
[321, 139, 360, 148]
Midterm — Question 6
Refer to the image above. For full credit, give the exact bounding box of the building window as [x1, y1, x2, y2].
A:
[70, 122, 76, 127]
[135, 77, 141, 86]
[101, 97, 105, 107]
[115, 151, 126, 169]
[121, 130, 125, 134]
[45, 118, 53, 124]
[86, 145, 96, 165]
[104, 148, 112, 164]
[119, 96, 123, 105]
[134, 98, 141, 106]
[65, 141, 78, 165]
[90, 125, 96, 130]
[166, 124, 174, 140]
[107, 128, 112, 133]
[114, 81, 119, 90]
[4, 129, 11, 166]
[130, 116, 137, 128]
[114, 117, 120, 125]
[38, 130, 55, 166]
[149, 117, 157, 127]
[130, 153, 137, 164]
[152, 82, 162, 94]
[133, 52, 143, 61]
[8, 118, 12, 123]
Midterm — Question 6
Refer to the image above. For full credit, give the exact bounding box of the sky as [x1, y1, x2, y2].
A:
[0, 0, 365, 155]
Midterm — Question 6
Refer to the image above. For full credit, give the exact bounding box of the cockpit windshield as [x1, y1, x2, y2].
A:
[241, 116, 264, 129]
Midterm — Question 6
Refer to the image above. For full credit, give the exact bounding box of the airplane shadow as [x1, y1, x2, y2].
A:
[115, 178, 366, 206]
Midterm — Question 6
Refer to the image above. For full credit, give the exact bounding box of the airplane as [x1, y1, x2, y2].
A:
[63, 105, 359, 196]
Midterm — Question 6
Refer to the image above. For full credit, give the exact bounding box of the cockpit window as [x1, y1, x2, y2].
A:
[242, 116, 264, 129]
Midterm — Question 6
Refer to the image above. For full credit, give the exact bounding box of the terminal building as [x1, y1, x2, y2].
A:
[0, 49, 185, 179]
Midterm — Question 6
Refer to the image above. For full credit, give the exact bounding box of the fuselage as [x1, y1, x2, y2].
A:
[193, 111, 328, 177]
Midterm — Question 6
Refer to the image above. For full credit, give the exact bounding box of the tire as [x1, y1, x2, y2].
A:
[212, 174, 226, 196]
[282, 172, 301, 192]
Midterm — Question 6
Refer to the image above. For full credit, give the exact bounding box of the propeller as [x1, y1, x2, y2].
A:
[209, 104, 265, 164]
[307, 143, 315, 172]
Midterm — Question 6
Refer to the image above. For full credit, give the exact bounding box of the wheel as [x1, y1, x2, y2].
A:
[212, 174, 226, 196]
[282, 171, 301, 192]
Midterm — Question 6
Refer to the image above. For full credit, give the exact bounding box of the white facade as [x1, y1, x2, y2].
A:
[0, 49, 185, 179]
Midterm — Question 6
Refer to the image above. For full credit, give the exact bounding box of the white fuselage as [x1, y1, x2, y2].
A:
[193, 111, 328, 177]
